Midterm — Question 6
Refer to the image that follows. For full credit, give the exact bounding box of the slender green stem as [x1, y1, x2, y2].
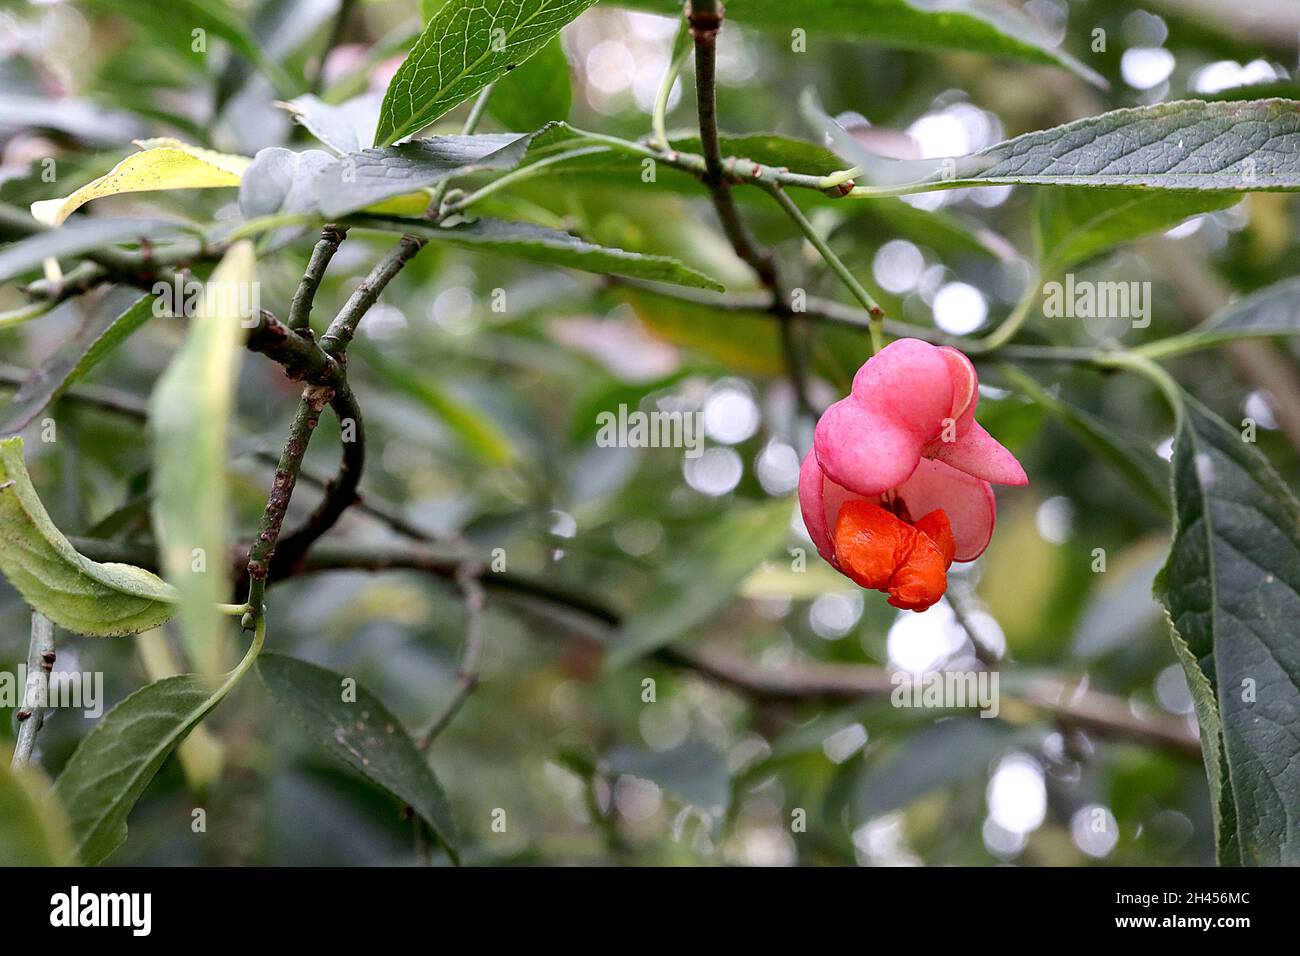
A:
[1125, 331, 1258, 362]
[425, 83, 496, 218]
[763, 182, 885, 352]
[216, 603, 251, 616]
[650, 17, 692, 150]
[967, 276, 1041, 352]
[220, 212, 319, 243]
[1097, 349, 1184, 409]
[287, 225, 348, 331]
[439, 146, 611, 217]
[229, 614, 267, 683]
[0, 300, 53, 330]
[818, 167, 861, 189]
[418, 571, 488, 750]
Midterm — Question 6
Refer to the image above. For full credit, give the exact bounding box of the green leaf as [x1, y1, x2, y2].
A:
[53, 625, 264, 866]
[607, 498, 793, 666]
[149, 241, 254, 674]
[487, 35, 572, 132]
[357, 215, 726, 290]
[30, 139, 249, 226]
[1201, 277, 1300, 337]
[315, 134, 533, 218]
[1034, 188, 1239, 272]
[0, 289, 153, 435]
[616, 0, 1104, 87]
[1153, 277, 1300, 355]
[374, 0, 600, 147]
[237, 147, 335, 219]
[256, 653, 458, 861]
[1156, 394, 1300, 865]
[841, 99, 1300, 194]
[0, 754, 75, 865]
[0, 219, 192, 284]
[356, 344, 518, 467]
[278, 92, 383, 156]
[0, 436, 177, 636]
[136, 628, 226, 793]
[1000, 365, 1170, 515]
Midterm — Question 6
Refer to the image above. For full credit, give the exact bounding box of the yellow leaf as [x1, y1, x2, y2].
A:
[30, 139, 250, 226]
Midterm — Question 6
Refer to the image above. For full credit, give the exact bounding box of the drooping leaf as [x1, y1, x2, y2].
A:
[238, 147, 335, 219]
[838, 99, 1300, 194]
[356, 344, 518, 466]
[1000, 365, 1169, 515]
[487, 36, 572, 133]
[374, 0, 600, 147]
[136, 628, 226, 793]
[615, 0, 1104, 86]
[149, 241, 255, 674]
[53, 628, 263, 866]
[315, 134, 533, 218]
[608, 498, 793, 666]
[1156, 394, 1300, 865]
[255, 652, 458, 861]
[278, 92, 384, 155]
[0, 289, 153, 435]
[0, 753, 75, 865]
[357, 215, 725, 291]
[0, 436, 177, 636]
[1153, 277, 1300, 355]
[30, 139, 249, 226]
[1034, 188, 1239, 271]
[0, 218, 193, 283]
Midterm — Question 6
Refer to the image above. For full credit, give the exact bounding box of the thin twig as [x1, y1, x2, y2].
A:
[418, 569, 488, 749]
[269, 381, 364, 578]
[244, 382, 337, 616]
[287, 225, 348, 331]
[603, 282, 1106, 363]
[246, 309, 341, 383]
[318, 235, 425, 358]
[663, 646, 1202, 757]
[689, 2, 777, 289]
[945, 576, 1001, 666]
[763, 181, 886, 353]
[279, 82, 498, 575]
[19, 261, 107, 303]
[11, 612, 55, 769]
[251, 449, 439, 543]
[63, 533, 1203, 757]
[686, 2, 813, 414]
